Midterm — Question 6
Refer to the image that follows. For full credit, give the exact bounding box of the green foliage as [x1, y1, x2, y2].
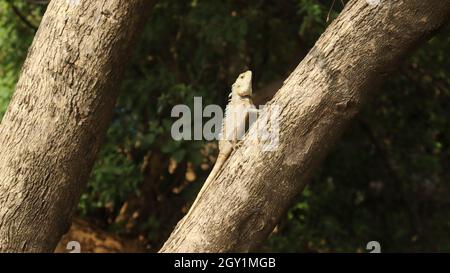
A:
[78, 140, 142, 215]
[0, 0, 449, 252]
[0, 0, 40, 116]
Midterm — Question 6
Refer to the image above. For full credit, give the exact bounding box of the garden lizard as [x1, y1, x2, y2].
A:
[185, 70, 257, 217]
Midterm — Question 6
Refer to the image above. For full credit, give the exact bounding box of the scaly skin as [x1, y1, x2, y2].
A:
[174, 71, 256, 232]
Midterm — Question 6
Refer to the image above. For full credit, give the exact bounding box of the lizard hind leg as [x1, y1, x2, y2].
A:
[234, 139, 244, 151]
[230, 138, 248, 159]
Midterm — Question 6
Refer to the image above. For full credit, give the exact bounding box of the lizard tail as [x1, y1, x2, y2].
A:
[184, 153, 228, 217]
[169, 152, 230, 237]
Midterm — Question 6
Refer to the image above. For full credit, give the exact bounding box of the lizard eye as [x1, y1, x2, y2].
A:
[240, 75, 244, 79]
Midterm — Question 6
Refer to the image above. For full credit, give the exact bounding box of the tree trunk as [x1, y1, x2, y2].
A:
[160, 0, 450, 252]
[0, 0, 152, 252]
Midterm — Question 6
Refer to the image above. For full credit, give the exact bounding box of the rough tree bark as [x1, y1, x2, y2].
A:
[0, 0, 153, 252]
[160, 0, 450, 252]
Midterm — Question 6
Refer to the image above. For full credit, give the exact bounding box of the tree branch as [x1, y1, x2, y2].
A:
[0, 0, 154, 253]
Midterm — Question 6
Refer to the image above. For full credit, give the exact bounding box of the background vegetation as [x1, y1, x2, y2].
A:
[1, 0, 449, 252]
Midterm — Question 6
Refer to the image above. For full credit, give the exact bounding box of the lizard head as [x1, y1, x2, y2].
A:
[231, 70, 252, 98]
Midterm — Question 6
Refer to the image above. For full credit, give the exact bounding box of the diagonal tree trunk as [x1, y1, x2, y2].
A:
[0, 0, 153, 252]
[160, 0, 450, 252]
